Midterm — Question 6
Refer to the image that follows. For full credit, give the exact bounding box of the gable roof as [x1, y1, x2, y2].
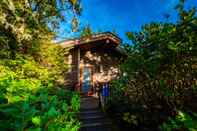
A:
[58, 32, 127, 57]
[58, 32, 122, 48]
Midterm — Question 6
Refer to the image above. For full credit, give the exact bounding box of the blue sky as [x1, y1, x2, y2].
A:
[58, 0, 197, 43]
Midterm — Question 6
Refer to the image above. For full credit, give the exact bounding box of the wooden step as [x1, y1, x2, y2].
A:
[81, 121, 112, 128]
[79, 114, 106, 121]
[81, 118, 112, 126]
[79, 110, 102, 114]
[79, 96, 114, 131]
[80, 124, 112, 131]
[80, 107, 100, 112]
[79, 115, 105, 120]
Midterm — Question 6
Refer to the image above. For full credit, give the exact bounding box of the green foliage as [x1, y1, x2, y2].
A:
[160, 111, 197, 131]
[107, 1, 197, 130]
[39, 42, 70, 85]
[0, 0, 81, 58]
[80, 25, 93, 37]
[71, 94, 80, 112]
[0, 0, 82, 130]
[0, 57, 80, 131]
[123, 112, 138, 125]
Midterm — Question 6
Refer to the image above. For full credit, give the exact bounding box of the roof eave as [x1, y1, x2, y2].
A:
[58, 32, 122, 48]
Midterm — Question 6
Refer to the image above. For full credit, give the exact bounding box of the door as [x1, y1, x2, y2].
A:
[82, 67, 92, 93]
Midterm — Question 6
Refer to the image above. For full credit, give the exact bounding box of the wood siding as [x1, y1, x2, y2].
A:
[64, 43, 123, 91]
[64, 48, 79, 88]
[80, 46, 121, 88]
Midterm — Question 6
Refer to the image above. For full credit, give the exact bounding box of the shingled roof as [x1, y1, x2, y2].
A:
[58, 32, 127, 56]
[58, 32, 122, 48]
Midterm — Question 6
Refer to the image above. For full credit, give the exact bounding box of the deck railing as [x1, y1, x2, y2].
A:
[95, 83, 110, 110]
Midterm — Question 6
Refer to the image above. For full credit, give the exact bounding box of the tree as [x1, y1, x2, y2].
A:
[0, 0, 81, 58]
[0, 0, 82, 130]
[80, 25, 93, 37]
[107, 0, 197, 130]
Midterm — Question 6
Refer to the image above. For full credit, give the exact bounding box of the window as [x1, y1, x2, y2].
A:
[100, 65, 103, 73]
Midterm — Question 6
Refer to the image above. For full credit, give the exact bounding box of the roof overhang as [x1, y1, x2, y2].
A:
[58, 32, 127, 57]
[59, 32, 121, 48]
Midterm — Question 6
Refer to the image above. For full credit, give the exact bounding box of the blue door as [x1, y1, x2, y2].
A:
[82, 67, 91, 93]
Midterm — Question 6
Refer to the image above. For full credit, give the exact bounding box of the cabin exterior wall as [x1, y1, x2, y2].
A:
[79, 47, 120, 88]
[64, 47, 79, 88]
[64, 46, 121, 91]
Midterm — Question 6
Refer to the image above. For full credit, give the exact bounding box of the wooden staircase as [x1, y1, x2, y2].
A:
[79, 96, 116, 131]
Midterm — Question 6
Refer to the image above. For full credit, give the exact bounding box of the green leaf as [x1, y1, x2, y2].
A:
[62, 103, 68, 112]
[71, 0, 77, 5]
[32, 116, 41, 126]
[47, 107, 58, 118]
[167, 42, 178, 51]
[126, 32, 135, 40]
[28, 128, 42, 131]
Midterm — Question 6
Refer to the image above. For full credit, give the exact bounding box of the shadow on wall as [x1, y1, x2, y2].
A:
[80, 47, 120, 84]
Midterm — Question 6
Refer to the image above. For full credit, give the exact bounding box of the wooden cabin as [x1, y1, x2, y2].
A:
[59, 32, 126, 96]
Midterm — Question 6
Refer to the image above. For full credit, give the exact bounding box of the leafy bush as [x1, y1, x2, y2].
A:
[0, 56, 80, 131]
[0, 0, 82, 130]
[107, 1, 197, 130]
[160, 111, 197, 131]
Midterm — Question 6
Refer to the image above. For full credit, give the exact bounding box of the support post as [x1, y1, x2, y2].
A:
[77, 47, 80, 85]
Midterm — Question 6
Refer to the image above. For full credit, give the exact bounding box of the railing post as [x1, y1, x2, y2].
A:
[98, 86, 102, 107]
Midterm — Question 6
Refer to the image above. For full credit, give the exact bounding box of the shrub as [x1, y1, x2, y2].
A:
[0, 56, 80, 131]
[160, 111, 197, 131]
[106, 1, 197, 130]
